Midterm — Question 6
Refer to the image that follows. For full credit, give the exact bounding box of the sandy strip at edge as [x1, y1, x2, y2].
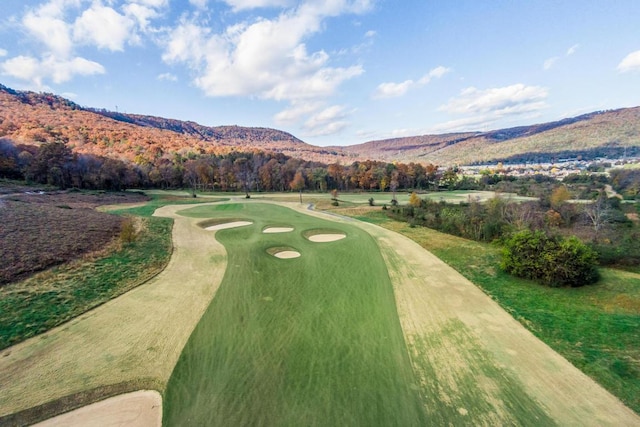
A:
[32, 390, 161, 427]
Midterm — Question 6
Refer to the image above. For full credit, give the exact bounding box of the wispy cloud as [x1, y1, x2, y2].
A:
[373, 66, 451, 99]
[617, 49, 640, 73]
[157, 72, 177, 81]
[543, 43, 580, 71]
[566, 44, 579, 56]
[302, 105, 351, 137]
[543, 57, 558, 71]
[435, 83, 549, 132]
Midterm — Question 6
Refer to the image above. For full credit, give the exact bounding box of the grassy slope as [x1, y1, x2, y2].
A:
[164, 202, 426, 426]
[0, 215, 172, 351]
[0, 193, 215, 351]
[346, 209, 640, 414]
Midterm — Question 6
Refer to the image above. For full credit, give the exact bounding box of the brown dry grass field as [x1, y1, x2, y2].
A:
[0, 191, 148, 283]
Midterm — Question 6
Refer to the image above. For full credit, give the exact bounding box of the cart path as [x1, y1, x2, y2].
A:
[0, 204, 225, 424]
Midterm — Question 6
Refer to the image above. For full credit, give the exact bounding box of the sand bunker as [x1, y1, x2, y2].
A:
[263, 227, 294, 233]
[307, 233, 346, 242]
[273, 250, 301, 259]
[266, 247, 301, 259]
[205, 221, 253, 231]
[33, 390, 162, 427]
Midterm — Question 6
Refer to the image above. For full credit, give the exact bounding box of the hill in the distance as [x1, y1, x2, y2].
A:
[340, 108, 640, 165]
[0, 84, 355, 164]
[1, 83, 639, 166]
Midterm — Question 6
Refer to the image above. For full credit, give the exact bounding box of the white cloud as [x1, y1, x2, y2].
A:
[129, 0, 168, 7]
[5, 0, 171, 88]
[222, 0, 293, 11]
[124, 3, 160, 31]
[566, 44, 579, 56]
[439, 84, 548, 116]
[274, 100, 324, 125]
[418, 65, 450, 84]
[543, 44, 580, 70]
[0, 49, 7, 57]
[162, 0, 370, 136]
[364, 30, 376, 38]
[73, 4, 135, 51]
[1, 54, 104, 88]
[303, 104, 351, 136]
[617, 50, 640, 73]
[543, 56, 558, 71]
[23, 6, 73, 56]
[434, 84, 548, 132]
[1, 56, 41, 85]
[157, 72, 177, 81]
[373, 66, 450, 99]
[374, 80, 413, 98]
[189, 0, 209, 8]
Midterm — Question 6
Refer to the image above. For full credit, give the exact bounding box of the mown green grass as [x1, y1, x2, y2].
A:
[346, 209, 640, 414]
[111, 192, 226, 217]
[164, 202, 427, 426]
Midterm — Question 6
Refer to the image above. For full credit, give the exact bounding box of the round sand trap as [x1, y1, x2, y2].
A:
[263, 227, 294, 233]
[33, 390, 161, 427]
[273, 250, 301, 259]
[307, 233, 346, 242]
[266, 247, 301, 259]
[205, 221, 253, 231]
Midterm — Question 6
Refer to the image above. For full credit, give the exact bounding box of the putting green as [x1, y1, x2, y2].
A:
[164, 202, 426, 425]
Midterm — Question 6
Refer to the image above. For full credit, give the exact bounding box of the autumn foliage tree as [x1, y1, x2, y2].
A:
[290, 170, 306, 203]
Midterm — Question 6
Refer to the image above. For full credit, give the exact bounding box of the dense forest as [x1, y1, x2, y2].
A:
[0, 138, 445, 193]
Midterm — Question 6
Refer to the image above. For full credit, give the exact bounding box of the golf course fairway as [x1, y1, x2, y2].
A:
[164, 202, 426, 425]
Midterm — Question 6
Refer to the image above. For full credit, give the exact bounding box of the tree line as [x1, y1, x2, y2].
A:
[0, 139, 459, 193]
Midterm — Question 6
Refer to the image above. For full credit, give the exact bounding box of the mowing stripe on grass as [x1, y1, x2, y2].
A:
[164, 202, 427, 425]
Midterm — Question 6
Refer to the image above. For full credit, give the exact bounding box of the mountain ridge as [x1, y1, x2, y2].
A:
[1, 83, 639, 166]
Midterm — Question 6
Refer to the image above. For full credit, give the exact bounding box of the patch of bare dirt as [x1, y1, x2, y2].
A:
[0, 190, 148, 284]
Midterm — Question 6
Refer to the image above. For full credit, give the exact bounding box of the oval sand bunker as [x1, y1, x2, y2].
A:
[205, 221, 253, 231]
[263, 227, 294, 233]
[307, 233, 346, 242]
[267, 247, 301, 259]
[273, 250, 301, 259]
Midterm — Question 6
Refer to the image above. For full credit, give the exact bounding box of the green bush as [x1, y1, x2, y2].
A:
[501, 230, 599, 287]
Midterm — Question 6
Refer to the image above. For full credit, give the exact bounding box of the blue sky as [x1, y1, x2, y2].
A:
[1, 0, 639, 146]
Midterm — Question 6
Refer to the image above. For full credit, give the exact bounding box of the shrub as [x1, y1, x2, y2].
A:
[501, 230, 599, 287]
[368, 197, 375, 206]
[119, 217, 137, 244]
